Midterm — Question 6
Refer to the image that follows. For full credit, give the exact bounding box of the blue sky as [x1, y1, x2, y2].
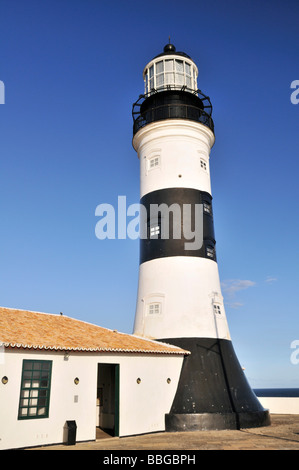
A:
[0, 0, 298, 388]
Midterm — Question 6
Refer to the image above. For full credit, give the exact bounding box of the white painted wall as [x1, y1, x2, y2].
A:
[119, 353, 184, 436]
[133, 119, 215, 198]
[0, 348, 184, 450]
[134, 256, 230, 340]
[258, 397, 299, 415]
[0, 349, 97, 450]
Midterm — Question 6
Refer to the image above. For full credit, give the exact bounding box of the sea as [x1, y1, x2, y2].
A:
[254, 388, 299, 397]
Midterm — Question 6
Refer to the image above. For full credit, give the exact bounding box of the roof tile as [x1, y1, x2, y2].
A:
[0, 307, 188, 355]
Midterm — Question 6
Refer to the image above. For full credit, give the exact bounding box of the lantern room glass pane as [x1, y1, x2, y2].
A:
[165, 59, 174, 85]
[156, 61, 164, 74]
[149, 65, 154, 90]
[165, 60, 173, 71]
[174, 60, 183, 86]
[165, 73, 174, 85]
[175, 60, 184, 73]
[156, 74, 164, 88]
[185, 63, 191, 75]
[176, 74, 184, 86]
[185, 62, 192, 88]
[156, 61, 164, 89]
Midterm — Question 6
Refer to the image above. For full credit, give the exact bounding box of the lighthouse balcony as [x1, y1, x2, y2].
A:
[132, 89, 214, 135]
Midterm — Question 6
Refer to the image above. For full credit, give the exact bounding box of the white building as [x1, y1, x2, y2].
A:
[0, 306, 187, 450]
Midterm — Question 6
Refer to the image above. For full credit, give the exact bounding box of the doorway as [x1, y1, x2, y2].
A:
[96, 363, 119, 437]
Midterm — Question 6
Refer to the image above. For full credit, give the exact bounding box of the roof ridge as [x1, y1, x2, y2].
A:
[0, 307, 128, 334]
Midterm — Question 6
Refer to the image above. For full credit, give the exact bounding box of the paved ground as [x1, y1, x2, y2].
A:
[29, 415, 299, 451]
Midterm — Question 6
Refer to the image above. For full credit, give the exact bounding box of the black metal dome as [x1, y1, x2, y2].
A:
[152, 43, 192, 61]
[163, 43, 176, 53]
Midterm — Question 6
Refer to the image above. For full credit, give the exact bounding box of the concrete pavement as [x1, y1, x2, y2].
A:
[28, 415, 299, 450]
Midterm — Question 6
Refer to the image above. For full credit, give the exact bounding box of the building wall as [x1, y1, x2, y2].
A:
[119, 353, 183, 436]
[258, 397, 299, 415]
[0, 348, 184, 449]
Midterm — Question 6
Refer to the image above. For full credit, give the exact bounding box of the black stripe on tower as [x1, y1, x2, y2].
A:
[140, 187, 216, 264]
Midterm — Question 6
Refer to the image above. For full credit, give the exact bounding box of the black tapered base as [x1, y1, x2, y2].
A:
[165, 410, 270, 431]
[159, 337, 271, 431]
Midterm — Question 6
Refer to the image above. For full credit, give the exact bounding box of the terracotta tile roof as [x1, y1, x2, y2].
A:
[0, 307, 189, 355]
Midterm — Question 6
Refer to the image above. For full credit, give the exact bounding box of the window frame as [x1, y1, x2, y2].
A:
[148, 155, 160, 170]
[200, 158, 207, 171]
[18, 359, 52, 420]
[206, 245, 216, 260]
[147, 302, 162, 315]
[213, 304, 222, 315]
[147, 214, 161, 239]
[203, 201, 212, 215]
[149, 223, 161, 239]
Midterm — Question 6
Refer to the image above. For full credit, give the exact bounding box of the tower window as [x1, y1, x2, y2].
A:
[148, 303, 161, 315]
[148, 156, 160, 169]
[203, 202, 212, 215]
[150, 224, 160, 238]
[200, 159, 207, 171]
[206, 246, 216, 260]
[147, 215, 161, 239]
[213, 304, 221, 315]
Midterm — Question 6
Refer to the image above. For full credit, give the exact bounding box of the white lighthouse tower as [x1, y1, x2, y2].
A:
[132, 44, 270, 431]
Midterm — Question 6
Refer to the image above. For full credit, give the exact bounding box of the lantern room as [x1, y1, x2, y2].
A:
[143, 44, 198, 95]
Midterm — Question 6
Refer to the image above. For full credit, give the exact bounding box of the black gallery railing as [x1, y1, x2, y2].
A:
[133, 102, 214, 135]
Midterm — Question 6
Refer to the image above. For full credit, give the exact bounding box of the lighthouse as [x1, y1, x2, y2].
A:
[132, 44, 270, 431]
